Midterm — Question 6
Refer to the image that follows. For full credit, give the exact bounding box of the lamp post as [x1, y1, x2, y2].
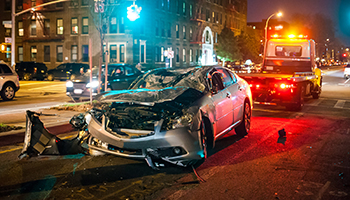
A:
[263, 12, 282, 59]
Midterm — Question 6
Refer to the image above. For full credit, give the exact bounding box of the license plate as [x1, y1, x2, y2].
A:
[74, 89, 83, 94]
[266, 66, 273, 70]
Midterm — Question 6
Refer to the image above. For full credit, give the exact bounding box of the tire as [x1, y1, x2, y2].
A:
[1, 84, 16, 101]
[312, 85, 321, 99]
[200, 117, 213, 159]
[23, 73, 32, 81]
[286, 85, 304, 111]
[235, 100, 251, 137]
[47, 74, 54, 81]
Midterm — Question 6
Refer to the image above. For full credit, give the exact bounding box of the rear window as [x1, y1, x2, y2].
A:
[275, 46, 302, 57]
[0, 64, 13, 74]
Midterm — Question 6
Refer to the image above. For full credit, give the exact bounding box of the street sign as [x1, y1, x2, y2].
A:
[5, 37, 12, 43]
[167, 51, 174, 58]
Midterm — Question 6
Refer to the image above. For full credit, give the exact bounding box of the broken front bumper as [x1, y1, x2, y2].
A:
[87, 114, 204, 167]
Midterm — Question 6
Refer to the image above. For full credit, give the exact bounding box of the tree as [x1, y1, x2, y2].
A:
[237, 29, 262, 64]
[216, 27, 241, 66]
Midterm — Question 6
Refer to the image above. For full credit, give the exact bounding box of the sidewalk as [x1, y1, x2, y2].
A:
[0, 108, 83, 137]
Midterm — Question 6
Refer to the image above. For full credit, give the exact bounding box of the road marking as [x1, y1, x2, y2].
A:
[316, 181, 330, 200]
[308, 98, 324, 106]
[0, 146, 22, 154]
[28, 85, 65, 91]
[334, 100, 346, 109]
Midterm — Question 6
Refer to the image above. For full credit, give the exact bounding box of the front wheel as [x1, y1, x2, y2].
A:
[235, 101, 251, 137]
[1, 84, 15, 101]
[47, 74, 54, 81]
[23, 73, 32, 81]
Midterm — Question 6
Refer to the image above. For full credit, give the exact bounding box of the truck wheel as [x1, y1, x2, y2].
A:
[23, 73, 32, 81]
[312, 85, 321, 99]
[286, 86, 304, 111]
[47, 74, 54, 81]
[235, 100, 251, 136]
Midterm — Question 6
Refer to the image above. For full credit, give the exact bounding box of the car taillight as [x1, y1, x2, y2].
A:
[34, 67, 37, 73]
[249, 84, 260, 89]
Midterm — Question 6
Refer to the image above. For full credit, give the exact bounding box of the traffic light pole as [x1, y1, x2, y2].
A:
[11, 0, 70, 67]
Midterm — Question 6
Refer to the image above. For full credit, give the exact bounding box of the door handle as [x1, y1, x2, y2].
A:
[226, 93, 231, 98]
[238, 85, 243, 91]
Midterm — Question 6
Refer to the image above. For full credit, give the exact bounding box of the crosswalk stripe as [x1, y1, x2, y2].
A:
[308, 98, 324, 106]
[334, 100, 346, 109]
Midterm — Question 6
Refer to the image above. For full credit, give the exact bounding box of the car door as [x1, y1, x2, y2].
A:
[209, 70, 234, 136]
[109, 66, 129, 90]
[225, 69, 243, 123]
[55, 64, 67, 79]
[124, 65, 141, 88]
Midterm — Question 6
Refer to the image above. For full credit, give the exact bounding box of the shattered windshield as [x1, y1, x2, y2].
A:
[130, 67, 207, 93]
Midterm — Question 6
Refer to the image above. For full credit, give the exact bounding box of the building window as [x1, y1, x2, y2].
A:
[82, 0, 89, 6]
[71, 45, 78, 62]
[167, 0, 170, 11]
[110, 17, 117, 33]
[140, 44, 145, 63]
[161, 21, 165, 37]
[5, 28, 11, 37]
[44, 46, 50, 62]
[6, 47, 11, 59]
[189, 4, 193, 18]
[190, 48, 193, 62]
[176, 48, 179, 63]
[189, 27, 193, 41]
[161, 47, 164, 62]
[44, 19, 50, 36]
[71, 18, 78, 34]
[176, 0, 179, 14]
[5, 0, 11, 11]
[18, 47, 23, 62]
[183, 48, 186, 63]
[182, 2, 186, 16]
[167, 22, 171, 37]
[57, 45, 63, 62]
[119, 17, 125, 33]
[206, 9, 210, 21]
[120, 45, 125, 62]
[155, 20, 159, 36]
[82, 45, 88, 62]
[155, 46, 160, 62]
[57, 19, 63, 35]
[31, 46, 37, 61]
[176, 24, 179, 38]
[110, 45, 117, 63]
[82, 17, 88, 34]
[31, 0, 36, 7]
[215, 32, 218, 43]
[30, 20, 36, 36]
[183, 25, 186, 39]
[18, 21, 23, 36]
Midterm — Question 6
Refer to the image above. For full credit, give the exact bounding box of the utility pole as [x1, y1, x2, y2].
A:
[11, 0, 70, 67]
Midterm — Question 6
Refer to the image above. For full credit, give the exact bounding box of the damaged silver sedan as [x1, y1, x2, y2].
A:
[19, 65, 252, 168]
[85, 65, 253, 167]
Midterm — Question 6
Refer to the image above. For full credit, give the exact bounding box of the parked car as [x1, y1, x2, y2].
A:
[66, 63, 143, 100]
[0, 61, 20, 101]
[14, 62, 48, 80]
[85, 65, 253, 167]
[344, 64, 350, 79]
[47, 63, 89, 81]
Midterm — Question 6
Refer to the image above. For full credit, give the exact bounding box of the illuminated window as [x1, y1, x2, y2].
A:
[82, 17, 88, 34]
[57, 45, 63, 62]
[176, 24, 179, 38]
[190, 4, 193, 17]
[30, 20, 36, 36]
[110, 17, 117, 33]
[183, 2, 186, 16]
[120, 45, 125, 62]
[57, 19, 63, 35]
[189, 27, 192, 40]
[71, 45, 78, 62]
[31, 46, 37, 61]
[110, 45, 117, 63]
[6, 47, 11, 59]
[183, 48, 186, 63]
[18, 21, 23, 36]
[183, 25, 186, 39]
[190, 48, 193, 62]
[161, 47, 164, 62]
[71, 18, 78, 34]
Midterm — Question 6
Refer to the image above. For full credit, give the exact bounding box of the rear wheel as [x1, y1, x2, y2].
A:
[70, 74, 76, 80]
[235, 101, 251, 136]
[1, 84, 15, 101]
[47, 74, 54, 81]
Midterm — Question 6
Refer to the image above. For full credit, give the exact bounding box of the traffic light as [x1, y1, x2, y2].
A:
[127, 3, 142, 21]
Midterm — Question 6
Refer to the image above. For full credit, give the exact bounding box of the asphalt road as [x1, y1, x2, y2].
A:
[0, 67, 349, 200]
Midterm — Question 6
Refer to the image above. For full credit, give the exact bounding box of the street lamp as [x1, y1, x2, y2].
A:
[263, 12, 282, 59]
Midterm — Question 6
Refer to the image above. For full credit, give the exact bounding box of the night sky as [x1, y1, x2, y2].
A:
[248, 0, 350, 45]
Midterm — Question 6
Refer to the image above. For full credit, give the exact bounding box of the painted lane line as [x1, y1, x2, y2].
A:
[308, 98, 324, 106]
[0, 146, 22, 154]
[316, 181, 331, 200]
[334, 100, 346, 109]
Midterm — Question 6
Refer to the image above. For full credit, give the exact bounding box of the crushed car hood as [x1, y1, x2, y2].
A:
[96, 86, 201, 105]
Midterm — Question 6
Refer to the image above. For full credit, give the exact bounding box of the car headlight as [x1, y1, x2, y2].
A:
[66, 81, 74, 88]
[86, 81, 99, 88]
[170, 113, 194, 130]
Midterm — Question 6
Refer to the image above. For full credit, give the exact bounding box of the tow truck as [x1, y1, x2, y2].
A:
[236, 34, 322, 110]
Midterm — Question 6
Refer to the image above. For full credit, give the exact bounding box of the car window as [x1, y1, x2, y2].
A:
[216, 68, 234, 87]
[0, 64, 12, 74]
[226, 69, 238, 83]
[57, 64, 66, 70]
[113, 66, 125, 77]
[208, 70, 224, 92]
[125, 66, 134, 76]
